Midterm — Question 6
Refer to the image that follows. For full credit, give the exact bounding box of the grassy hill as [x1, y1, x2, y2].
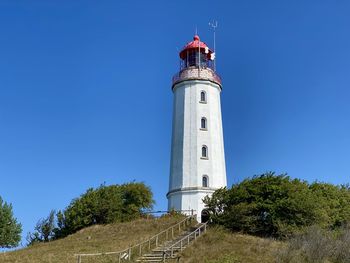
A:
[0, 216, 282, 263]
[0, 216, 183, 263]
[180, 226, 282, 263]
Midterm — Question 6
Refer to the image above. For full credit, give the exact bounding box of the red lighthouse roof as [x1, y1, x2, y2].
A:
[179, 35, 213, 59]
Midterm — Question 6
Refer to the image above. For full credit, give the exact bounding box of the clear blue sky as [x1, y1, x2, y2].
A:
[1, 0, 350, 246]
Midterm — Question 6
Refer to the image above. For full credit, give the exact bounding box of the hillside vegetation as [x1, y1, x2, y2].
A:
[0, 197, 22, 248]
[204, 172, 350, 238]
[180, 226, 282, 263]
[27, 183, 154, 243]
[1, 217, 282, 263]
[0, 216, 182, 263]
[4, 215, 349, 263]
[181, 225, 350, 263]
[3, 174, 350, 262]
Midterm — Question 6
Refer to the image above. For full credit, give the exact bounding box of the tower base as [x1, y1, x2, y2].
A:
[167, 187, 215, 222]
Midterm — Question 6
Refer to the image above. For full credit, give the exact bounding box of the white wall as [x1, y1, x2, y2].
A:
[168, 78, 227, 221]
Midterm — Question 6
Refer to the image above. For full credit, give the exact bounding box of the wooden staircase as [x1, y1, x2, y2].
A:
[75, 216, 201, 263]
[136, 223, 207, 262]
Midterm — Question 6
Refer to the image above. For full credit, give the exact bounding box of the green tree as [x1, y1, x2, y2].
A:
[27, 210, 56, 245]
[55, 182, 154, 238]
[310, 182, 350, 228]
[204, 172, 320, 238]
[0, 197, 22, 248]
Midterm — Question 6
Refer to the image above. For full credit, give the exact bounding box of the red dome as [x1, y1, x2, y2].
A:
[179, 35, 212, 59]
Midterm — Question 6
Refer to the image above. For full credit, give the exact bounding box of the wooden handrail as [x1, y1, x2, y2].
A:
[143, 215, 194, 243]
[74, 215, 195, 262]
[162, 222, 208, 261]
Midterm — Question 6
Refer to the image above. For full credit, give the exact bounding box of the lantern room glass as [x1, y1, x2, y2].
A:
[180, 50, 214, 71]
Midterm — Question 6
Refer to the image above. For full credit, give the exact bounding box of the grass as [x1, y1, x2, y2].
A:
[0, 215, 184, 263]
[276, 225, 350, 263]
[1, 217, 285, 263]
[179, 226, 283, 263]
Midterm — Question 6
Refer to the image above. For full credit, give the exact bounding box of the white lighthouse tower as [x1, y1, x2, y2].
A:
[167, 35, 227, 222]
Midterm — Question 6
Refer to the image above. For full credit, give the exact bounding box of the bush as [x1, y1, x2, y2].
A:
[55, 182, 154, 238]
[332, 225, 350, 263]
[27, 210, 56, 245]
[0, 197, 22, 248]
[277, 225, 350, 263]
[28, 182, 154, 241]
[204, 172, 350, 238]
[309, 183, 350, 228]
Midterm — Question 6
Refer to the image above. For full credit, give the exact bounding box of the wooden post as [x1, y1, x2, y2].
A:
[156, 235, 158, 247]
[163, 252, 166, 262]
[77, 255, 81, 263]
[178, 223, 181, 234]
[149, 239, 151, 250]
[166, 229, 168, 240]
[128, 247, 131, 261]
[180, 240, 183, 251]
[172, 227, 174, 239]
[139, 244, 142, 256]
[119, 252, 121, 263]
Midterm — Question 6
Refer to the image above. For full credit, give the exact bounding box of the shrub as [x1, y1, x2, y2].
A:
[277, 225, 350, 263]
[204, 172, 319, 238]
[28, 182, 154, 241]
[204, 172, 350, 238]
[56, 182, 154, 237]
[309, 183, 350, 228]
[331, 225, 350, 263]
[0, 197, 22, 248]
[27, 210, 56, 245]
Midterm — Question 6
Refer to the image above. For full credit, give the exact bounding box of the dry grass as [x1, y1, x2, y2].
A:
[276, 225, 350, 263]
[179, 226, 283, 263]
[1, 218, 285, 263]
[0, 215, 184, 263]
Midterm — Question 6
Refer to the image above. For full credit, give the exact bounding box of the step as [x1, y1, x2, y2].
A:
[136, 260, 163, 262]
[137, 256, 163, 259]
[136, 223, 205, 262]
[151, 250, 178, 253]
[136, 257, 164, 261]
[136, 256, 177, 262]
[142, 253, 164, 257]
[139, 255, 163, 258]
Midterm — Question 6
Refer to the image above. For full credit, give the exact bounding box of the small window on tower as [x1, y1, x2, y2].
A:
[200, 91, 207, 103]
[202, 176, 209, 187]
[201, 145, 208, 159]
[201, 117, 207, 130]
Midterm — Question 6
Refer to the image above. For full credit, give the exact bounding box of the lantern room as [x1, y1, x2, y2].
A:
[179, 35, 215, 71]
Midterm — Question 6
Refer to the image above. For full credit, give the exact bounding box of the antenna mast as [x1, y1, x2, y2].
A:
[209, 20, 218, 71]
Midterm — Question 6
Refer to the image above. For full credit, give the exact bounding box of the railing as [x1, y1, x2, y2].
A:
[162, 222, 208, 262]
[172, 67, 222, 88]
[75, 215, 195, 263]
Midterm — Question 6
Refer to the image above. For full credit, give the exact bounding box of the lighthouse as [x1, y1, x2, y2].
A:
[167, 35, 227, 222]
